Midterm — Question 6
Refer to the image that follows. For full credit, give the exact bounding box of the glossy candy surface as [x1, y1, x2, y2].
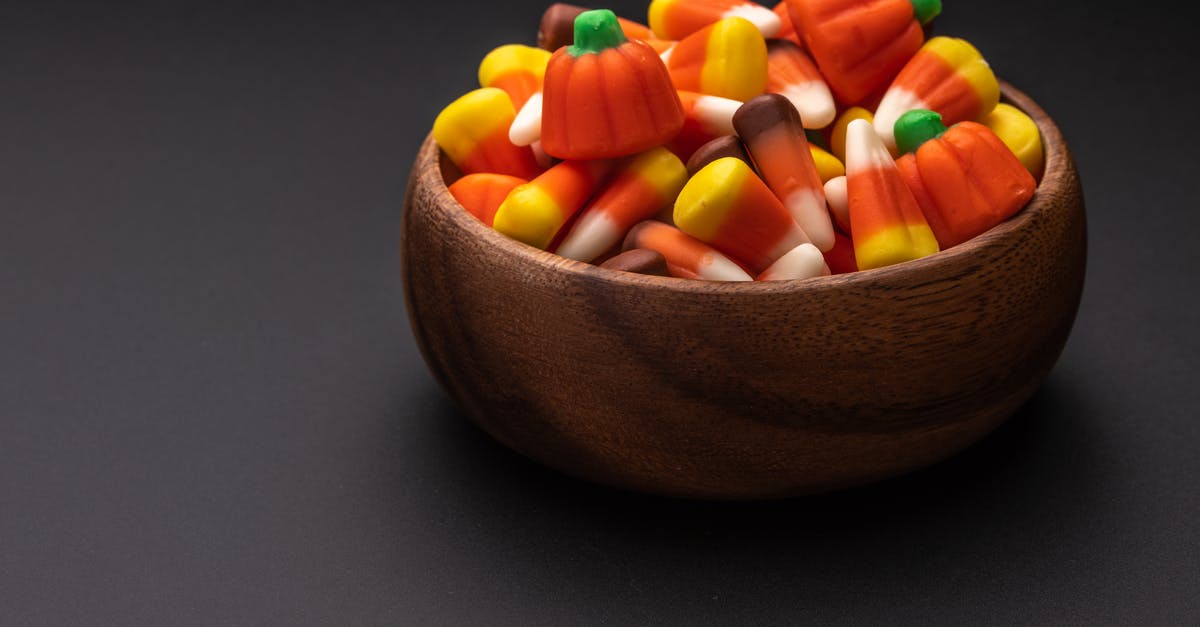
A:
[785, 0, 927, 105]
[982, 102, 1044, 179]
[556, 147, 688, 262]
[648, 0, 782, 40]
[432, 88, 542, 179]
[541, 10, 684, 160]
[756, 243, 829, 280]
[492, 159, 613, 249]
[666, 90, 743, 161]
[733, 94, 833, 251]
[538, 3, 655, 51]
[894, 111, 1036, 248]
[765, 39, 835, 129]
[874, 37, 999, 151]
[447, 173, 527, 226]
[844, 119, 938, 269]
[478, 44, 552, 110]
[662, 17, 768, 102]
[674, 157, 812, 273]
[623, 220, 753, 280]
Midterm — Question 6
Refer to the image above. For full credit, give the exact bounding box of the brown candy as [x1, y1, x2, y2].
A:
[685, 135, 751, 176]
[599, 248, 670, 277]
[538, 3, 588, 51]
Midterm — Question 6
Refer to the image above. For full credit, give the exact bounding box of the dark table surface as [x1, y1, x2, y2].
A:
[3, 0, 1197, 623]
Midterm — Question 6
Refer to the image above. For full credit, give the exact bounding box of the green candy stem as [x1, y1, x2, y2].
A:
[568, 9, 627, 56]
[894, 109, 949, 155]
[910, 0, 942, 25]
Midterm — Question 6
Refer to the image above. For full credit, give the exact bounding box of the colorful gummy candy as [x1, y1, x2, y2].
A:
[428, 1, 1046, 280]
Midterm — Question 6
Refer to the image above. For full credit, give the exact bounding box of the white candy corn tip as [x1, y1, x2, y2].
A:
[823, 175, 849, 234]
[698, 252, 754, 282]
[757, 243, 827, 281]
[659, 45, 675, 66]
[783, 188, 834, 252]
[723, 4, 782, 38]
[691, 94, 742, 135]
[872, 87, 927, 152]
[845, 119, 896, 175]
[555, 212, 620, 262]
[779, 82, 836, 129]
[509, 91, 542, 146]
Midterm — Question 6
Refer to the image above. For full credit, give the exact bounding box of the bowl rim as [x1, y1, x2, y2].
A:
[413, 81, 1067, 295]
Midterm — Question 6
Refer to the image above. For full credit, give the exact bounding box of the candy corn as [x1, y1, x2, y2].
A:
[666, 90, 742, 161]
[478, 44, 552, 110]
[823, 174, 849, 233]
[623, 220, 753, 281]
[844, 119, 938, 270]
[733, 94, 833, 252]
[556, 147, 688, 262]
[541, 10, 684, 160]
[648, 0, 782, 41]
[674, 157, 812, 273]
[765, 40, 835, 129]
[447, 173, 527, 226]
[599, 248, 670, 276]
[982, 102, 1044, 179]
[757, 243, 829, 281]
[492, 159, 613, 249]
[538, 3, 655, 52]
[509, 92, 543, 147]
[662, 17, 768, 102]
[773, 1, 803, 47]
[809, 144, 845, 183]
[685, 135, 750, 176]
[829, 106, 873, 163]
[784, 0, 932, 105]
[824, 230, 858, 274]
[432, 87, 542, 179]
[873, 37, 999, 152]
[894, 110, 1036, 248]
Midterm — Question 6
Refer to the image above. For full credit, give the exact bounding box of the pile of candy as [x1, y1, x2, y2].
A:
[432, 0, 1045, 280]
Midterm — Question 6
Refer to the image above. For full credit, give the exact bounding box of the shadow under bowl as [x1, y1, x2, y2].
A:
[401, 82, 1087, 500]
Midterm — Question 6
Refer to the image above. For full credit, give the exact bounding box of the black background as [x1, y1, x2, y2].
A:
[2, 0, 1197, 623]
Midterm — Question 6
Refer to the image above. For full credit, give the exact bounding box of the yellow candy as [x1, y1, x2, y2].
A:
[809, 144, 845, 184]
[664, 17, 767, 102]
[477, 44, 551, 110]
[982, 103, 1045, 179]
[830, 107, 873, 164]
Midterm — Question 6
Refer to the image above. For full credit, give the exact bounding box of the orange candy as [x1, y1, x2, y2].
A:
[894, 113, 1036, 248]
[624, 220, 753, 281]
[785, 0, 926, 105]
[541, 10, 684, 160]
[447, 173, 527, 226]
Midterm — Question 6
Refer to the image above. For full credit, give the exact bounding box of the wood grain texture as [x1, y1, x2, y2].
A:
[400, 83, 1087, 500]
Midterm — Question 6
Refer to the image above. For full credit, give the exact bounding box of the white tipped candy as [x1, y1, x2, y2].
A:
[555, 212, 621, 262]
[872, 87, 927, 153]
[690, 94, 741, 135]
[845, 119, 895, 175]
[508, 91, 542, 146]
[757, 243, 829, 281]
[724, 3, 782, 38]
[780, 82, 836, 130]
[824, 175, 849, 234]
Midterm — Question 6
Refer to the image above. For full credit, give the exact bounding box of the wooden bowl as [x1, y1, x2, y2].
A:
[401, 83, 1086, 500]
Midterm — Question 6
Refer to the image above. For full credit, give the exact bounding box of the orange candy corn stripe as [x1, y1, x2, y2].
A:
[662, 17, 768, 102]
[785, 0, 925, 105]
[556, 147, 688, 262]
[448, 173, 527, 226]
[492, 159, 614, 249]
[432, 87, 542, 179]
[624, 220, 753, 281]
[649, 0, 782, 41]
[844, 119, 938, 270]
[674, 157, 812, 273]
